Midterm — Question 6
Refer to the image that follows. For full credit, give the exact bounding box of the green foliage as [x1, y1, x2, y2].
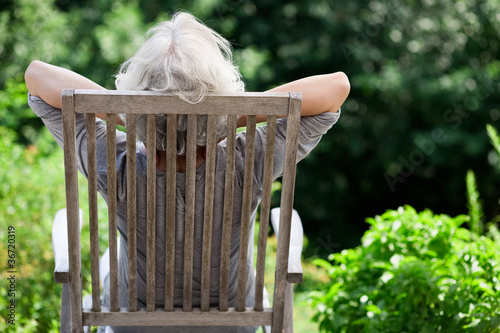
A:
[0, 124, 111, 331]
[0, 0, 71, 82]
[0, 127, 65, 332]
[0, 76, 51, 146]
[289, 0, 500, 250]
[466, 170, 484, 235]
[487, 124, 500, 170]
[309, 206, 500, 332]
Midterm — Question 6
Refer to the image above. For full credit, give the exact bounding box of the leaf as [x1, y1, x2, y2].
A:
[313, 258, 333, 270]
[380, 271, 394, 284]
[487, 124, 500, 167]
[364, 304, 382, 315]
[424, 250, 438, 258]
[478, 282, 495, 295]
[371, 261, 392, 270]
[466, 170, 484, 235]
[463, 318, 481, 328]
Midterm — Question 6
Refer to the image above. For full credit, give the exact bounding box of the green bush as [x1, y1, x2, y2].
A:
[310, 206, 500, 332]
[0, 123, 109, 332]
[0, 126, 64, 332]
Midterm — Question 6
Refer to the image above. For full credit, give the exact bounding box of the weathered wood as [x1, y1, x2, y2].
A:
[201, 115, 217, 312]
[61, 89, 83, 333]
[219, 115, 237, 312]
[82, 307, 273, 327]
[164, 114, 177, 312]
[183, 115, 197, 312]
[59, 90, 305, 332]
[270, 208, 304, 333]
[284, 283, 294, 333]
[106, 113, 119, 313]
[126, 114, 138, 312]
[146, 114, 156, 312]
[60, 282, 71, 332]
[254, 116, 277, 312]
[237, 115, 256, 312]
[271, 93, 301, 333]
[72, 90, 291, 116]
[86, 114, 101, 312]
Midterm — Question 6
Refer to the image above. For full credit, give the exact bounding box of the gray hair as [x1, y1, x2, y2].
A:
[115, 12, 244, 154]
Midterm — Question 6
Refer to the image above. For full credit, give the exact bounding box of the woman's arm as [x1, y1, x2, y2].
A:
[24, 61, 121, 124]
[267, 72, 350, 115]
[25, 61, 105, 108]
[238, 72, 350, 127]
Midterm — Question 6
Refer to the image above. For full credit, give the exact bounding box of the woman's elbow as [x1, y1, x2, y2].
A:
[337, 71, 351, 98]
[25, 60, 44, 96]
[328, 71, 350, 112]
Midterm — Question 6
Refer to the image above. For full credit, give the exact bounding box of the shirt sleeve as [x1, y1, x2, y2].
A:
[235, 110, 341, 189]
[28, 93, 128, 198]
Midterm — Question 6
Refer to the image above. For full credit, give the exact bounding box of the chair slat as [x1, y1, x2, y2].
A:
[201, 115, 217, 311]
[237, 115, 256, 312]
[183, 115, 197, 312]
[83, 307, 273, 327]
[86, 114, 101, 312]
[146, 114, 156, 312]
[254, 116, 277, 311]
[126, 114, 138, 312]
[271, 93, 302, 333]
[62, 90, 83, 331]
[164, 114, 177, 312]
[106, 114, 119, 312]
[219, 115, 237, 311]
[73, 90, 291, 117]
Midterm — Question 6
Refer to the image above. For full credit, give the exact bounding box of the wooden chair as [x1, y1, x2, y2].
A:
[52, 89, 304, 332]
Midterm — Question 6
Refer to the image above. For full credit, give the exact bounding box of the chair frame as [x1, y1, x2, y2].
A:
[54, 89, 303, 332]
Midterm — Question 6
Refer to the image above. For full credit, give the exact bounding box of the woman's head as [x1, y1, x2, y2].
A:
[116, 12, 244, 154]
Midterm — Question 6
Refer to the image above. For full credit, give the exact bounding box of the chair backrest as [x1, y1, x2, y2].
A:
[61, 89, 301, 332]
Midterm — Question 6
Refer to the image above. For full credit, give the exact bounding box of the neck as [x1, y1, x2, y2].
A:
[155, 147, 206, 172]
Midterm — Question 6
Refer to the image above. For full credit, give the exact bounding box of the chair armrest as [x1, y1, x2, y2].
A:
[270, 208, 304, 283]
[52, 208, 83, 283]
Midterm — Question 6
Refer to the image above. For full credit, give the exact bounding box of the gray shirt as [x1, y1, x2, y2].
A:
[29, 93, 340, 332]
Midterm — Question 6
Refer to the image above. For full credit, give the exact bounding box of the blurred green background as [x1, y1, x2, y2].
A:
[0, 0, 499, 331]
